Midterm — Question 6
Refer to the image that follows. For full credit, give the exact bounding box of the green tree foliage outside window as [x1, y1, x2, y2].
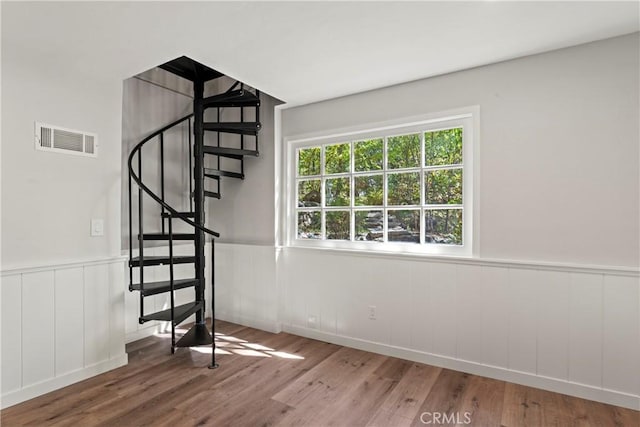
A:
[354, 139, 383, 171]
[388, 134, 420, 169]
[388, 172, 420, 205]
[326, 211, 350, 240]
[325, 143, 350, 174]
[295, 125, 465, 246]
[425, 169, 462, 205]
[354, 174, 383, 206]
[298, 179, 321, 207]
[425, 209, 462, 245]
[425, 128, 462, 166]
[298, 147, 321, 176]
[325, 177, 350, 206]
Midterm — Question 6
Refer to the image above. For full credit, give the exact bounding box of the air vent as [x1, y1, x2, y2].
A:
[35, 122, 98, 157]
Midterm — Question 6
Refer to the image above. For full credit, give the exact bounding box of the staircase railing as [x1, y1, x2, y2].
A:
[127, 113, 219, 238]
[127, 112, 219, 365]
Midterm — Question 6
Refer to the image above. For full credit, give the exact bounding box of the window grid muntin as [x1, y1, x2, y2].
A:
[294, 126, 466, 247]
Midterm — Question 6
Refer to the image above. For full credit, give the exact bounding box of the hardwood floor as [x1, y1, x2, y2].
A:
[2, 320, 638, 426]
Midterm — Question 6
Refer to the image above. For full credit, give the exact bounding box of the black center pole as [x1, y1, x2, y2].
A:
[208, 239, 218, 369]
[193, 79, 206, 326]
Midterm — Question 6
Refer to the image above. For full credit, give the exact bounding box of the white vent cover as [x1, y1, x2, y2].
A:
[35, 122, 98, 157]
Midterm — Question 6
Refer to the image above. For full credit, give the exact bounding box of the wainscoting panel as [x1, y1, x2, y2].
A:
[1, 275, 22, 396]
[1, 257, 128, 409]
[536, 269, 570, 381]
[507, 268, 538, 374]
[278, 247, 640, 410]
[54, 267, 85, 376]
[568, 272, 603, 388]
[429, 262, 457, 358]
[602, 275, 640, 396]
[456, 264, 484, 364]
[21, 271, 55, 388]
[214, 243, 279, 333]
[479, 266, 509, 368]
[85, 264, 111, 367]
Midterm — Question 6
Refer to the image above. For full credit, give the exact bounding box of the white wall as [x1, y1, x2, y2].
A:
[228, 33, 638, 409]
[273, 33, 640, 408]
[282, 33, 640, 268]
[1, 10, 127, 408]
[1, 46, 123, 268]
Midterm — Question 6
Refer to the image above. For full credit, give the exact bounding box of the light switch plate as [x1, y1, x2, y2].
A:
[91, 219, 104, 236]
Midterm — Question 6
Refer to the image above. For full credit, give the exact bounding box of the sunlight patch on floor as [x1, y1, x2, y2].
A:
[266, 351, 305, 360]
[191, 347, 231, 355]
[232, 349, 271, 357]
[186, 330, 306, 360]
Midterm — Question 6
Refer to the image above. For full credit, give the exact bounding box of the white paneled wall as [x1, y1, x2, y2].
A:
[214, 243, 279, 333]
[276, 247, 640, 410]
[1, 258, 128, 409]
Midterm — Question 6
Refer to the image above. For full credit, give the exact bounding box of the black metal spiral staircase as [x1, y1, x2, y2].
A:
[127, 56, 261, 368]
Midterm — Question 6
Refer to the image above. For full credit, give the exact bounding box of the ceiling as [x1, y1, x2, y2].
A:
[2, 1, 638, 107]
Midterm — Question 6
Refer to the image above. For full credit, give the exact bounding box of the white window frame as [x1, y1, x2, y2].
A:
[284, 107, 479, 258]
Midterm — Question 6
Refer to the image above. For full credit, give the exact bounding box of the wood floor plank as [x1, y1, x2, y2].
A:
[501, 383, 573, 427]
[186, 336, 341, 425]
[272, 346, 387, 408]
[556, 392, 640, 427]
[97, 374, 212, 426]
[309, 362, 398, 426]
[366, 409, 414, 427]
[1, 320, 637, 427]
[372, 361, 442, 421]
[453, 375, 505, 426]
[272, 347, 388, 426]
[410, 368, 473, 426]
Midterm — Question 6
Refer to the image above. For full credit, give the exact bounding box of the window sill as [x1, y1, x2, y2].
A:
[286, 240, 473, 261]
[281, 244, 639, 277]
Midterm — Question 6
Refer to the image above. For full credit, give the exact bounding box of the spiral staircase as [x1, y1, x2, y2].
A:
[127, 56, 261, 368]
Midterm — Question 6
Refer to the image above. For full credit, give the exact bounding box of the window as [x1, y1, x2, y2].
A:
[288, 110, 476, 257]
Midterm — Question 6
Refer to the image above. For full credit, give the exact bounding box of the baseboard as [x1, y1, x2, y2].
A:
[283, 324, 640, 411]
[217, 312, 282, 334]
[125, 324, 164, 344]
[0, 354, 128, 409]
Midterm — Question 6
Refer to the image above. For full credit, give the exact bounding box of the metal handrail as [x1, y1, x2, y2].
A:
[127, 113, 220, 239]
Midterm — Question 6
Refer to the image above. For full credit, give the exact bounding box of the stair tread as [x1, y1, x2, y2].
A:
[204, 168, 244, 179]
[140, 301, 203, 324]
[140, 233, 195, 240]
[130, 278, 199, 296]
[203, 146, 259, 158]
[130, 255, 195, 267]
[202, 90, 259, 108]
[204, 191, 221, 199]
[203, 122, 261, 136]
